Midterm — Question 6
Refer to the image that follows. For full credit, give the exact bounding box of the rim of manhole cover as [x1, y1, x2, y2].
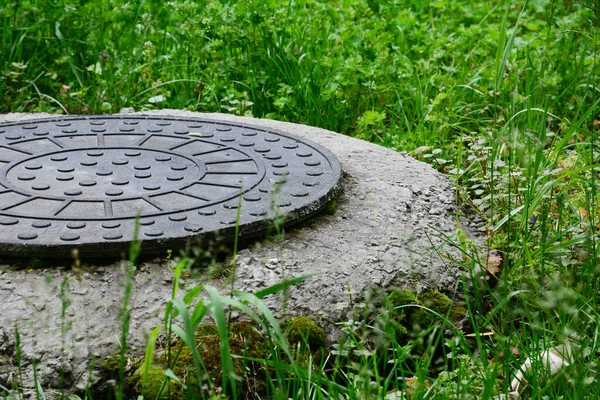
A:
[0, 115, 342, 258]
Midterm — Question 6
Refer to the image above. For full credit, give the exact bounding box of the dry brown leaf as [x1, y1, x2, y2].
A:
[510, 345, 520, 359]
[485, 252, 503, 275]
[403, 376, 430, 399]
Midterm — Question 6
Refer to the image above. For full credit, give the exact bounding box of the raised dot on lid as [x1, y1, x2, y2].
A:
[32, 183, 50, 190]
[272, 162, 288, 168]
[265, 154, 282, 160]
[81, 160, 98, 166]
[166, 175, 184, 181]
[305, 160, 321, 167]
[60, 233, 80, 241]
[198, 210, 216, 216]
[22, 125, 38, 130]
[91, 128, 106, 132]
[143, 184, 160, 191]
[55, 122, 70, 127]
[223, 203, 239, 209]
[134, 165, 151, 170]
[169, 215, 187, 221]
[265, 136, 280, 142]
[18, 174, 35, 181]
[242, 131, 257, 137]
[119, 127, 135, 132]
[216, 127, 232, 132]
[243, 194, 261, 202]
[277, 201, 292, 207]
[33, 131, 49, 136]
[303, 179, 319, 187]
[123, 121, 138, 125]
[25, 164, 42, 170]
[174, 130, 190, 135]
[64, 189, 82, 196]
[6, 135, 22, 140]
[89, 121, 105, 125]
[103, 232, 123, 240]
[18, 233, 38, 240]
[67, 222, 86, 229]
[111, 179, 129, 185]
[96, 169, 113, 176]
[148, 128, 163, 133]
[306, 170, 324, 176]
[184, 225, 202, 232]
[157, 122, 171, 126]
[87, 150, 104, 157]
[145, 229, 164, 237]
[0, 218, 18, 225]
[220, 137, 235, 142]
[291, 191, 309, 197]
[283, 143, 299, 149]
[254, 147, 270, 153]
[134, 172, 151, 179]
[170, 165, 187, 171]
[51, 155, 68, 162]
[102, 222, 121, 229]
[32, 221, 51, 228]
[125, 151, 141, 157]
[140, 219, 155, 226]
[105, 189, 123, 196]
[296, 151, 313, 157]
[58, 167, 75, 173]
[102, 232, 123, 240]
[187, 124, 203, 128]
[79, 180, 97, 187]
[250, 208, 268, 217]
[273, 170, 289, 176]
[155, 155, 171, 162]
[112, 159, 129, 165]
[240, 141, 255, 147]
[61, 129, 77, 133]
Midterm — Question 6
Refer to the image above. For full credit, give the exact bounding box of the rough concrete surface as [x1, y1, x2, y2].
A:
[0, 111, 484, 394]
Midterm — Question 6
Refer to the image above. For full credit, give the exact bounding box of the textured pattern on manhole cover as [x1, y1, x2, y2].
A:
[0, 116, 342, 257]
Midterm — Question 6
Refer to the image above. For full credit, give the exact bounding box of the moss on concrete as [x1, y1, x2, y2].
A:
[284, 316, 326, 352]
[174, 321, 268, 397]
[385, 288, 419, 311]
[324, 199, 337, 215]
[119, 321, 269, 398]
[100, 355, 121, 373]
[410, 290, 454, 327]
[384, 289, 465, 330]
[130, 364, 177, 400]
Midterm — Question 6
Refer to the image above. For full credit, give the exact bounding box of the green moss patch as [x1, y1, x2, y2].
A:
[130, 364, 176, 400]
[384, 288, 465, 330]
[284, 316, 327, 352]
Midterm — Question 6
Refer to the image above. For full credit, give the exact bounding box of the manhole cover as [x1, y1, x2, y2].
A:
[0, 116, 342, 257]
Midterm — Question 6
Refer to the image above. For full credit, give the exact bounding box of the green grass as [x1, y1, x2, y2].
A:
[1, 0, 599, 398]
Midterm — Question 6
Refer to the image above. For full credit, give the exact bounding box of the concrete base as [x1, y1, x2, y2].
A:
[0, 111, 483, 392]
